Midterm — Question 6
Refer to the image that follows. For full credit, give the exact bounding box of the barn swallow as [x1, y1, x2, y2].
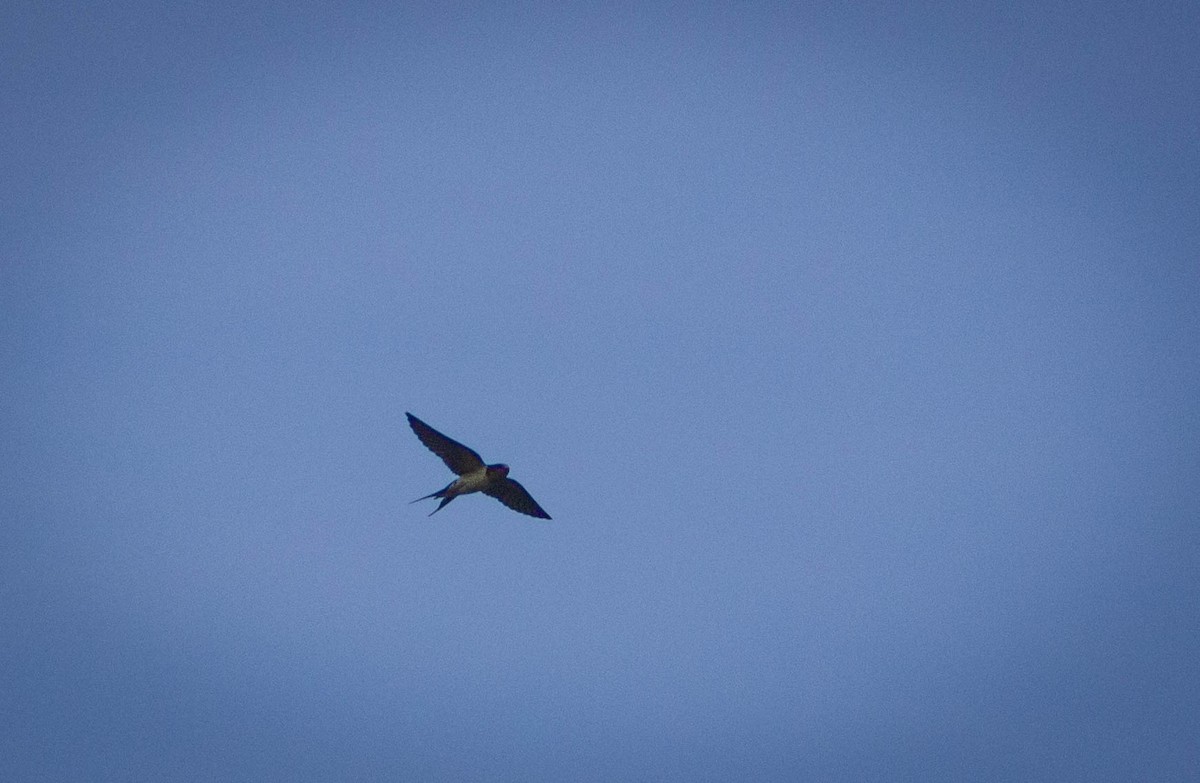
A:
[406, 412, 551, 519]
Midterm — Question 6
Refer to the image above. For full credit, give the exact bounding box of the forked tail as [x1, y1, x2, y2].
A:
[411, 482, 456, 516]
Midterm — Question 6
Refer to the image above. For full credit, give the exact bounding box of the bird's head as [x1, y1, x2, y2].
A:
[487, 463, 510, 478]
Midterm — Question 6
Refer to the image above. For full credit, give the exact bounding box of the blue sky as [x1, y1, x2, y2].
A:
[3, 2, 1198, 780]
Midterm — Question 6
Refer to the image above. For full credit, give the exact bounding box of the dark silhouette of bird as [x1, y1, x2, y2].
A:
[406, 412, 551, 519]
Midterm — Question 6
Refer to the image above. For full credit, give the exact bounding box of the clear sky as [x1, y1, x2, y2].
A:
[3, 2, 1198, 780]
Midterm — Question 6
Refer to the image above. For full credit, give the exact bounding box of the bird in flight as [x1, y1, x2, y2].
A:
[406, 412, 551, 519]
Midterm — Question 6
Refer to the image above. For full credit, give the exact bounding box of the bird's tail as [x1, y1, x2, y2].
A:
[410, 480, 454, 503]
[411, 482, 456, 515]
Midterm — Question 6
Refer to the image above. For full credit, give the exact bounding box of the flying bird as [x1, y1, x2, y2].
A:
[406, 412, 551, 519]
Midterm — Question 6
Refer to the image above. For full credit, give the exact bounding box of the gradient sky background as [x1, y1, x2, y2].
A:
[3, 2, 1198, 780]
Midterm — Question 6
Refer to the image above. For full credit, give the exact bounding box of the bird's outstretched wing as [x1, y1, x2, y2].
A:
[406, 413, 485, 475]
[484, 478, 551, 519]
